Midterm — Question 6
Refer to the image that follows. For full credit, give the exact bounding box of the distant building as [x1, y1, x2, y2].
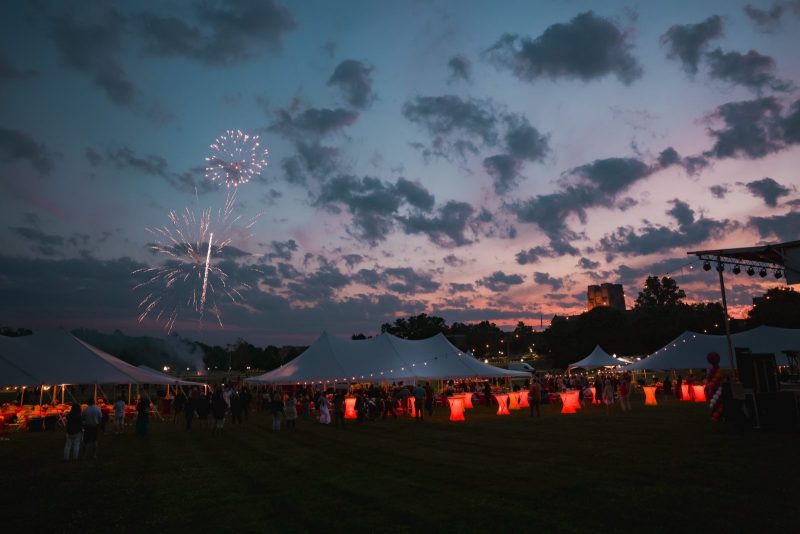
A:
[587, 283, 626, 312]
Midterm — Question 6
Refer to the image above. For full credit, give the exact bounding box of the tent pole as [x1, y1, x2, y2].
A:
[62, 385, 66, 404]
[128, 384, 132, 405]
[20, 386, 25, 407]
[93, 384, 97, 403]
[39, 386, 44, 406]
[717, 257, 736, 375]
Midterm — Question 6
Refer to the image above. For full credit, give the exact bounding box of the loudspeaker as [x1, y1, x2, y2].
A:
[736, 350, 778, 393]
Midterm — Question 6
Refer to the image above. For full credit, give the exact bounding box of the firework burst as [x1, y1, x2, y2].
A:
[205, 129, 268, 187]
[134, 191, 261, 333]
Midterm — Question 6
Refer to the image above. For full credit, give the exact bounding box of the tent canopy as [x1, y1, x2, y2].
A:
[568, 345, 623, 369]
[246, 332, 531, 385]
[0, 331, 201, 386]
[627, 326, 799, 370]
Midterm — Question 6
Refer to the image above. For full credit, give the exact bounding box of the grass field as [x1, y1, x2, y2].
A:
[2, 396, 797, 533]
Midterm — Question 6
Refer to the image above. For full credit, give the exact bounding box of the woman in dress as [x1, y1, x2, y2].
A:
[317, 391, 331, 424]
[602, 378, 614, 415]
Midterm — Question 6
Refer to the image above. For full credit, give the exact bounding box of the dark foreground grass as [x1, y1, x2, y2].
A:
[1, 398, 797, 533]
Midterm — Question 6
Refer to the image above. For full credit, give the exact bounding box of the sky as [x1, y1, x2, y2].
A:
[0, 0, 798, 346]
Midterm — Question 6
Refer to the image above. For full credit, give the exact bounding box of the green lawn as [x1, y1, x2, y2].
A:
[2, 397, 796, 533]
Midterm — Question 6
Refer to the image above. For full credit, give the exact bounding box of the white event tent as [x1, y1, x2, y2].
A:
[0, 330, 198, 386]
[568, 345, 623, 370]
[246, 332, 531, 385]
[626, 326, 799, 370]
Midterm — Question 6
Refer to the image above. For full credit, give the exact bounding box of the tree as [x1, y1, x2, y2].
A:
[748, 287, 800, 328]
[380, 313, 448, 339]
[634, 276, 686, 308]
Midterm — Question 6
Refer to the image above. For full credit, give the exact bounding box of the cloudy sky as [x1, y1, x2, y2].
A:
[1, 0, 798, 345]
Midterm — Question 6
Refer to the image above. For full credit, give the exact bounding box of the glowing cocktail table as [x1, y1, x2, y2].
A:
[447, 395, 465, 421]
[643, 386, 657, 405]
[559, 390, 581, 414]
[680, 384, 691, 401]
[493, 394, 510, 415]
[519, 390, 529, 408]
[344, 397, 357, 419]
[589, 386, 599, 404]
[407, 396, 416, 416]
[508, 392, 520, 410]
[691, 385, 707, 402]
[462, 392, 473, 409]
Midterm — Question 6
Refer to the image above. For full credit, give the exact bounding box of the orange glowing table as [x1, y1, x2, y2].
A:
[679, 384, 691, 400]
[493, 394, 510, 415]
[447, 395, 466, 421]
[643, 386, 657, 405]
[519, 390, 529, 408]
[344, 397, 357, 419]
[589, 386, 599, 404]
[559, 390, 580, 414]
[407, 396, 416, 416]
[462, 392, 473, 409]
[508, 392, 520, 410]
[691, 385, 707, 402]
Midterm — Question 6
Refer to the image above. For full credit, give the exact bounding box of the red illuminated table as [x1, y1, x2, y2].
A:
[680, 384, 691, 401]
[508, 392, 520, 410]
[493, 394, 510, 415]
[344, 397, 357, 419]
[519, 390, 529, 408]
[559, 390, 581, 414]
[691, 385, 707, 402]
[462, 392, 473, 409]
[589, 386, 599, 404]
[407, 396, 416, 416]
[447, 395, 465, 421]
[643, 386, 657, 405]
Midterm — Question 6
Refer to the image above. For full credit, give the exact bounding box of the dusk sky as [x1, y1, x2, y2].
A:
[1, 0, 798, 346]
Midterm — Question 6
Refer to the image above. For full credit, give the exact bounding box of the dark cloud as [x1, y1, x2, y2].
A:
[327, 60, 375, 109]
[710, 184, 729, 198]
[342, 254, 364, 269]
[397, 200, 475, 247]
[483, 154, 522, 194]
[615, 197, 638, 211]
[486, 11, 642, 84]
[384, 267, 440, 293]
[276, 262, 301, 279]
[402, 95, 499, 159]
[447, 55, 472, 83]
[353, 268, 381, 286]
[86, 146, 216, 194]
[681, 155, 710, 175]
[267, 239, 298, 261]
[504, 114, 550, 162]
[137, 0, 296, 66]
[743, 3, 784, 32]
[661, 15, 723, 74]
[598, 199, 733, 255]
[704, 97, 786, 159]
[286, 260, 351, 302]
[317, 175, 402, 244]
[533, 271, 563, 290]
[270, 107, 359, 140]
[279, 142, 341, 185]
[478, 271, 525, 292]
[578, 257, 600, 270]
[749, 210, 800, 241]
[442, 254, 465, 267]
[657, 147, 681, 167]
[745, 177, 793, 206]
[0, 53, 37, 82]
[50, 8, 136, 106]
[449, 282, 474, 293]
[706, 49, 792, 93]
[9, 226, 65, 256]
[515, 246, 554, 265]
[0, 127, 54, 174]
[395, 177, 435, 211]
[513, 157, 653, 254]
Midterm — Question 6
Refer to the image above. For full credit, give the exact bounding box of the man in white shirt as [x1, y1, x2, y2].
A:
[81, 398, 103, 459]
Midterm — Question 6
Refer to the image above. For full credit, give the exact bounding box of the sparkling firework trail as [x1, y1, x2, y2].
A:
[205, 129, 268, 188]
[134, 190, 261, 333]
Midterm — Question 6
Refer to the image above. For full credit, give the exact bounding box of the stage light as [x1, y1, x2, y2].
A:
[747, 267, 755, 276]
[759, 268, 768, 278]
[775, 270, 782, 279]
[732, 265, 741, 275]
[716, 263, 724, 272]
[703, 261, 711, 271]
